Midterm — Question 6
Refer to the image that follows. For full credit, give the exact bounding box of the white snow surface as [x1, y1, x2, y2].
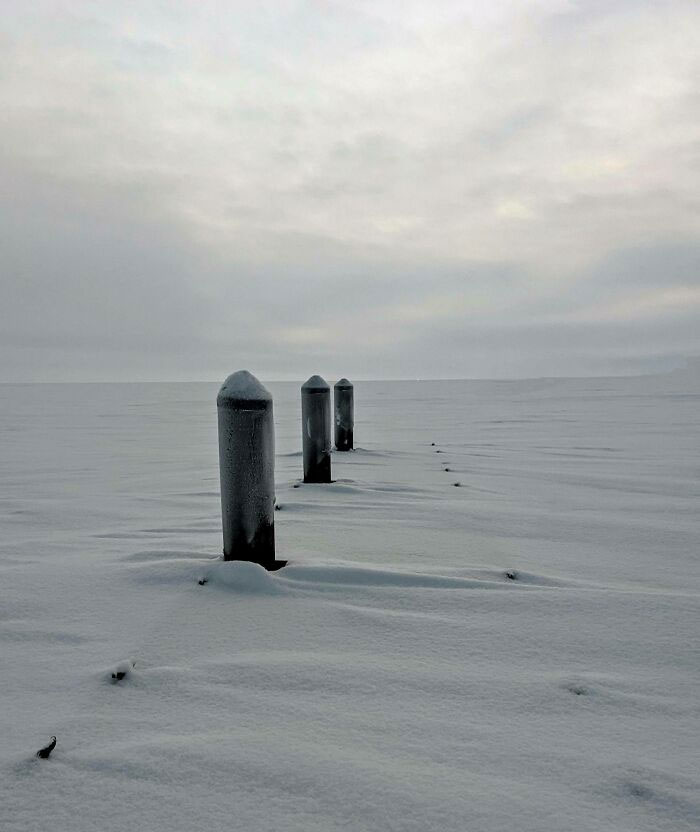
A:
[1, 374, 699, 831]
[218, 369, 272, 402]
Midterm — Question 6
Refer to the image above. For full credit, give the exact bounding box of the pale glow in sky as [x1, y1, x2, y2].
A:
[1, 0, 699, 380]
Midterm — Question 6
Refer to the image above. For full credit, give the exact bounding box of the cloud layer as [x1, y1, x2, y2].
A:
[2, 0, 699, 380]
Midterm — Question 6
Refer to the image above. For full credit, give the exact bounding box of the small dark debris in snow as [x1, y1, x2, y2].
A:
[567, 684, 589, 696]
[453, 482, 461, 487]
[111, 660, 135, 681]
[444, 467, 451, 472]
[274, 503, 282, 511]
[292, 483, 300, 488]
[198, 578, 208, 585]
[625, 782, 654, 800]
[505, 570, 518, 581]
[36, 737, 56, 759]
[431, 442, 435, 446]
[435, 449, 443, 453]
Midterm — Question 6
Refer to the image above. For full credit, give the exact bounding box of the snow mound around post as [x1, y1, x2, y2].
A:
[203, 560, 283, 594]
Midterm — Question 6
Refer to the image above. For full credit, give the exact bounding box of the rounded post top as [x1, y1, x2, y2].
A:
[217, 370, 272, 409]
[301, 375, 330, 392]
[334, 378, 353, 389]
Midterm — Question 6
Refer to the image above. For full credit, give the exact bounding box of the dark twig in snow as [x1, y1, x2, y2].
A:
[36, 737, 56, 759]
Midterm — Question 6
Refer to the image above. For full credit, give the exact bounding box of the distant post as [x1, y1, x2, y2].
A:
[301, 375, 331, 483]
[334, 378, 354, 451]
[217, 371, 276, 568]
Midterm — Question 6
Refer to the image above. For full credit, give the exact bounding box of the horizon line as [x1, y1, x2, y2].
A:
[0, 369, 685, 386]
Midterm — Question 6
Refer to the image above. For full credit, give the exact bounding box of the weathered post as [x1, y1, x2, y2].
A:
[217, 370, 278, 569]
[301, 375, 331, 483]
[334, 378, 354, 451]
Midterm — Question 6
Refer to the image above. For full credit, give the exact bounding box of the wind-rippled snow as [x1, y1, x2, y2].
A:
[1, 372, 699, 831]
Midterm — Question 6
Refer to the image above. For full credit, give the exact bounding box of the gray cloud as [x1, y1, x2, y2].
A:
[1, 0, 699, 381]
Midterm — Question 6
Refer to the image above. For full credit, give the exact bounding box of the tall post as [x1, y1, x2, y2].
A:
[301, 375, 331, 483]
[217, 370, 277, 569]
[334, 378, 354, 451]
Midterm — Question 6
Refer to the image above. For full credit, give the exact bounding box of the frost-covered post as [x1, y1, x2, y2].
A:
[334, 378, 354, 451]
[217, 371, 276, 567]
[301, 375, 331, 483]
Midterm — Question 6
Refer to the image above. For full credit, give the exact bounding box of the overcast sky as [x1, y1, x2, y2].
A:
[1, 0, 699, 381]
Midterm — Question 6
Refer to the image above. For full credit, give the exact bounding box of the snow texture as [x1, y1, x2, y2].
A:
[1, 372, 699, 831]
[217, 370, 272, 406]
[203, 560, 283, 594]
[301, 374, 330, 391]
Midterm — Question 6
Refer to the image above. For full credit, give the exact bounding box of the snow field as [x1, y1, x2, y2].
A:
[1, 374, 699, 830]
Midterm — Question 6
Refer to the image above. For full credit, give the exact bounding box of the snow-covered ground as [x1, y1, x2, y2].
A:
[2, 372, 699, 831]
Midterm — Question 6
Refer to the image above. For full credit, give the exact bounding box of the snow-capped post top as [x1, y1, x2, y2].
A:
[217, 370, 281, 569]
[334, 377, 354, 451]
[217, 370, 272, 410]
[301, 375, 332, 483]
[301, 375, 330, 393]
